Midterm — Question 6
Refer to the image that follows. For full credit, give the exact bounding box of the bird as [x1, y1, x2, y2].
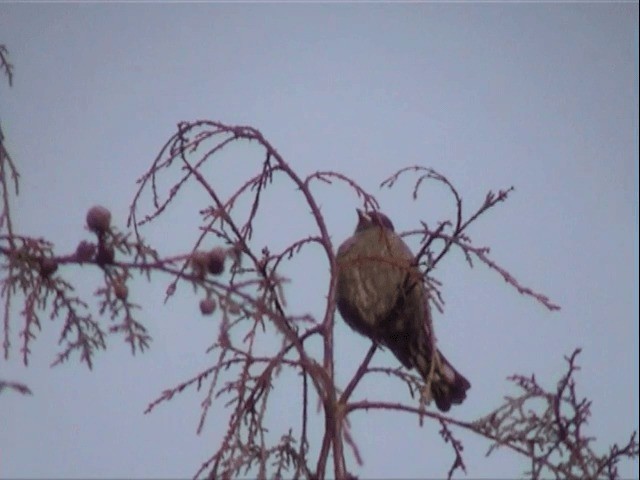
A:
[335, 209, 470, 411]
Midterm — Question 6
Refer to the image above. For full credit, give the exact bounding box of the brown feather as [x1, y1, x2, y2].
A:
[336, 210, 470, 411]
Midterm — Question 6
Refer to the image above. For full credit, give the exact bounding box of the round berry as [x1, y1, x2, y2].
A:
[39, 257, 58, 278]
[86, 206, 112, 234]
[190, 251, 209, 279]
[207, 247, 226, 275]
[200, 297, 216, 315]
[75, 241, 96, 262]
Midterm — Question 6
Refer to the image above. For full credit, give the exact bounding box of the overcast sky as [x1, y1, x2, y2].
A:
[1, 3, 638, 479]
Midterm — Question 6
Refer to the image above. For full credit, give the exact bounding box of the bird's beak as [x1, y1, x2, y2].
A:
[356, 209, 371, 224]
[355, 208, 372, 232]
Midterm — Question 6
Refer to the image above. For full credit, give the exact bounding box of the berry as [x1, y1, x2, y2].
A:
[190, 251, 209, 279]
[86, 206, 112, 234]
[200, 297, 216, 315]
[75, 241, 96, 262]
[207, 247, 226, 275]
[39, 257, 58, 278]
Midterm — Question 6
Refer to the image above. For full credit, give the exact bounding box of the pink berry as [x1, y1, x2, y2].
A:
[75, 241, 96, 262]
[39, 257, 58, 278]
[86, 206, 112, 234]
[200, 298, 216, 315]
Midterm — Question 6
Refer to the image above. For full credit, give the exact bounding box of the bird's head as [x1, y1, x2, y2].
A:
[355, 209, 395, 233]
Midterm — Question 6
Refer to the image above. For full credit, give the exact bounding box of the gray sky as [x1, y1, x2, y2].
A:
[1, 3, 638, 479]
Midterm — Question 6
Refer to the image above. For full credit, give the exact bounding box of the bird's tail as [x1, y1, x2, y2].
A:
[414, 347, 471, 412]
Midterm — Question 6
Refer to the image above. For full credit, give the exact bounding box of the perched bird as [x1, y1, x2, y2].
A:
[336, 209, 470, 411]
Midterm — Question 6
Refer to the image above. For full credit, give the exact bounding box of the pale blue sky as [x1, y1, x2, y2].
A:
[1, 3, 638, 479]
